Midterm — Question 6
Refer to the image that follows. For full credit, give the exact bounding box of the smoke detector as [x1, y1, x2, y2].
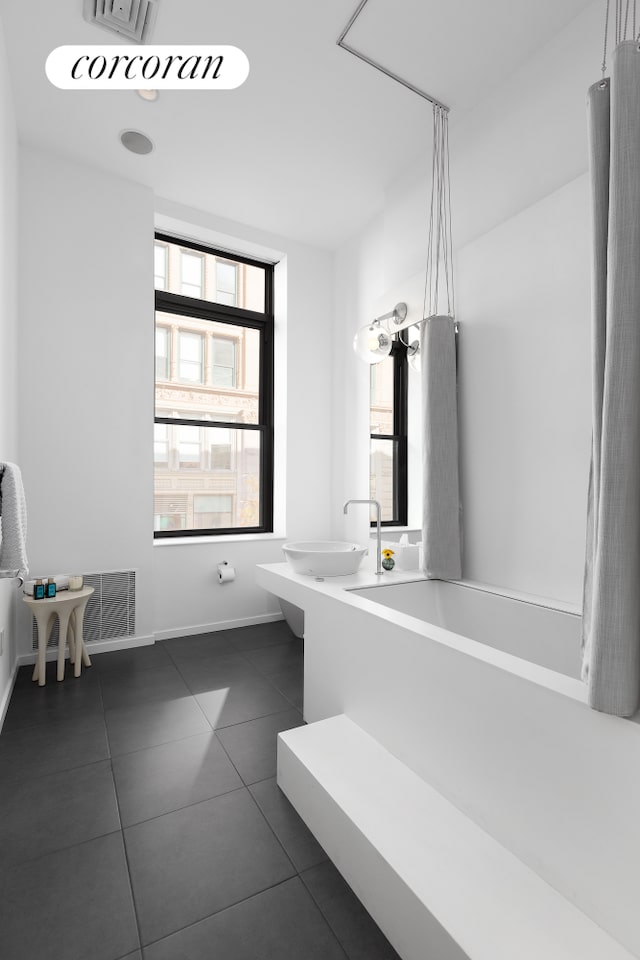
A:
[120, 129, 154, 154]
[83, 1, 158, 43]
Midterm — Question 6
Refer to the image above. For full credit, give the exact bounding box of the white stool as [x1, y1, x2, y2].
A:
[24, 586, 95, 685]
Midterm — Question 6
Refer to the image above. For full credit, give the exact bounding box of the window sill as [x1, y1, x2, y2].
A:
[153, 532, 287, 546]
[370, 526, 421, 535]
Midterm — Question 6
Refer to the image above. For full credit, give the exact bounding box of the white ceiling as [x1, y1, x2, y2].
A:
[1, 0, 594, 249]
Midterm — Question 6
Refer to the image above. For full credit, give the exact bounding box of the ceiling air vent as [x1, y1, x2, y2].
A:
[83, 0, 158, 43]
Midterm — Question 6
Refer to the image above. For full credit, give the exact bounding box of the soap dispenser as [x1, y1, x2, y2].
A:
[397, 534, 419, 571]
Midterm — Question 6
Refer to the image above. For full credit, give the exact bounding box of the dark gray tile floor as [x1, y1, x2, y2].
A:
[0, 620, 400, 960]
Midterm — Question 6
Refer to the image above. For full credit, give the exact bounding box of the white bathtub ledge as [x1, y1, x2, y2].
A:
[278, 715, 636, 960]
[256, 563, 587, 705]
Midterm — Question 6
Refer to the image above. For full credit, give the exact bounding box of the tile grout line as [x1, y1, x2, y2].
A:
[213, 719, 254, 784]
[0, 826, 123, 873]
[233, 637, 304, 713]
[161, 632, 303, 714]
[0, 746, 111, 790]
[109, 758, 145, 958]
[212, 709, 304, 792]
[138, 876, 305, 954]
[212, 702, 303, 732]
[244, 783, 300, 878]
[101, 668, 144, 957]
[108, 724, 213, 762]
[298, 870, 352, 960]
[121, 782, 248, 832]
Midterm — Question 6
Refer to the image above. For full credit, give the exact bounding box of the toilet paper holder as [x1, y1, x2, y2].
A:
[217, 561, 236, 584]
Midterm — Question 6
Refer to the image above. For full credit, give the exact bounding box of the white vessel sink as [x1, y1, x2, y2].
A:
[282, 540, 367, 577]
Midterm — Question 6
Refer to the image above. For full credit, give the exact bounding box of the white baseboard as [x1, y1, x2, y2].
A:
[153, 611, 284, 642]
[0, 659, 20, 734]
[13, 612, 286, 667]
[17, 633, 156, 666]
[85, 634, 156, 655]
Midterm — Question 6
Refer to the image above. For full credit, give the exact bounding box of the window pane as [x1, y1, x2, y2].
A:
[370, 437, 397, 522]
[159, 239, 266, 311]
[216, 261, 237, 306]
[177, 425, 200, 465]
[209, 426, 232, 470]
[153, 427, 261, 531]
[154, 494, 187, 531]
[154, 423, 168, 465]
[155, 311, 260, 424]
[193, 494, 233, 528]
[181, 251, 204, 298]
[369, 345, 407, 527]
[370, 356, 394, 434]
[211, 337, 237, 387]
[154, 243, 167, 289]
[178, 332, 203, 383]
[155, 327, 169, 379]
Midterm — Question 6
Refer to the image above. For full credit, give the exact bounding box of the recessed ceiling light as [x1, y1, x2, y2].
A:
[120, 129, 154, 155]
[137, 89, 158, 102]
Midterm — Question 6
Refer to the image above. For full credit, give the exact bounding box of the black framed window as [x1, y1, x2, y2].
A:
[369, 339, 408, 526]
[154, 233, 274, 537]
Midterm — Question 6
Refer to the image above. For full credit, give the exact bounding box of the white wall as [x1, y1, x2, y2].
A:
[331, 218, 386, 545]
[17, 147, 156, 651]
[0, 14, 19, 722]
[457, 175, 591, 600]
[333, 0, 601, 604]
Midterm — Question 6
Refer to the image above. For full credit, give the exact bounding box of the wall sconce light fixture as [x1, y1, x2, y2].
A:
[406, 338, 421, 372]
[353, 302, 408, 364]
[353, 319, 392, 364]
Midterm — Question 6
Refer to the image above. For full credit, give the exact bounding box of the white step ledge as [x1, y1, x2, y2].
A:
[277, 715, 635, 960]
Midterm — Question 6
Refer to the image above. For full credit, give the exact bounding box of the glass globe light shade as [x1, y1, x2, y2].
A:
[353, 321, 392, 364]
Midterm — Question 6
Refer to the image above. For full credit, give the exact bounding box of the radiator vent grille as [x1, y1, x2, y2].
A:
[82, 0, 158, 43]
[31, 570, 136, 650]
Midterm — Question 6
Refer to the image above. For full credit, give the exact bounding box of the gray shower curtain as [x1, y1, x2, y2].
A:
[582, 41, 640, 717]
[421, 315, 462, 580]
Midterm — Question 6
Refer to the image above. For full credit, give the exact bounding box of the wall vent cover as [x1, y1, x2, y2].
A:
[32, 570, 136, 650]
[83, 0, 158, 43]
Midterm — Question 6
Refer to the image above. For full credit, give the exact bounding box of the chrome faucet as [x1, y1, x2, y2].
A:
[343, 499, 383, 575]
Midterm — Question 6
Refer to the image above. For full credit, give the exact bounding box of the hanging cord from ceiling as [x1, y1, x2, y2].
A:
[423, 104, 455, 321]
[601, 0, 638, 79]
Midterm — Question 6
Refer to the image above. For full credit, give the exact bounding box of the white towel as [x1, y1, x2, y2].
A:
[0, 462, 29, 582]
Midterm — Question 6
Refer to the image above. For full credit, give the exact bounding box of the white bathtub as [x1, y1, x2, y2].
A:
[256, 561, 640, 958]
[349, 579, 581, 679]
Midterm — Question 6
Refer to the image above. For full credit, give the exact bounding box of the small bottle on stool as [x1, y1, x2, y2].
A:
[33, 579, 45, 599]
[45, 578, 57, 598]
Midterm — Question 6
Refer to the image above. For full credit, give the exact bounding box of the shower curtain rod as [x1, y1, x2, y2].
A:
[337, 0, 450, 112]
